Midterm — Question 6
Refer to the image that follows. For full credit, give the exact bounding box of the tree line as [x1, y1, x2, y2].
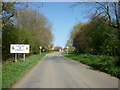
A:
[66, 2, 120, 65]
[2, 2, 53, 60]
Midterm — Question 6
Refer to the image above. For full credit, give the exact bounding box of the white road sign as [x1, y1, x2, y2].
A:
[10, 44, 30, 53]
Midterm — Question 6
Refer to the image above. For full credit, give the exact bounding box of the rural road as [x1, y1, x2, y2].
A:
[13, 52, 119, 88]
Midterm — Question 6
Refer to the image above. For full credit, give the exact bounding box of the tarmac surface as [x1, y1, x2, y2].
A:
[13, 52, 119, 88]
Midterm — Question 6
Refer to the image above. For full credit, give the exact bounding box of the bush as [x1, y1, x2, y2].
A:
[2, 25, 20, 60]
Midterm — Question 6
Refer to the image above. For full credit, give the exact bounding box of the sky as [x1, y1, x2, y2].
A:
[30, 2, 94, 48]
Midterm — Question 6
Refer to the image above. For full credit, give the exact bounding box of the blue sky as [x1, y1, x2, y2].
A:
[30, 2, 93, 48]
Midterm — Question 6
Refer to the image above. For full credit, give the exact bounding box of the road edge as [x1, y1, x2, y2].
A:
[61, 53, 119, 81]
[11, 52, 53, 88]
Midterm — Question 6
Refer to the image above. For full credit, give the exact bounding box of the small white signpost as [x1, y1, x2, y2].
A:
[10, 44, 30, 62]
[39, 46, 42, 55]
[66, 46, 69, 55]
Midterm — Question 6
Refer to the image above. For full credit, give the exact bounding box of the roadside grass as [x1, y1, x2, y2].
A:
[0, 62, 2, 89]
[2, 51, 54, 88]
[62, 53, 120, 79]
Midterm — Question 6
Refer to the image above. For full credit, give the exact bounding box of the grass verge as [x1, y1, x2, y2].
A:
[62, 53, 120, 79]
[0, 62, 2, 89]
[2, 51, 53, 88]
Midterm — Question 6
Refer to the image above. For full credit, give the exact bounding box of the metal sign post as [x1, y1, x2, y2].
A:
[40, 49, 41, 55]
[15, 53, 17, 62]
[67, 49, 68, 55]
[67, 46, 69, 55]
[39, 46, 42, 55]
[23, 53, 25, 61]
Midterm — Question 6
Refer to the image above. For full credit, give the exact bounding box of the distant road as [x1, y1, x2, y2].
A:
[13, 52, 118, 88]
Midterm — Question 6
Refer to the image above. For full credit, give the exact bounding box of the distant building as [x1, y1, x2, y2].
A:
[51, 46, 63, 51]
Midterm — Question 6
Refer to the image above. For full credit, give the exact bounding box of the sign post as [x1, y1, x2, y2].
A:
[67, 46, 69, 55]
[10, 44, 30, 62]
[15, 53, 17, 62]
[23, 53, 25, 61]
[39, 46, 42, 55]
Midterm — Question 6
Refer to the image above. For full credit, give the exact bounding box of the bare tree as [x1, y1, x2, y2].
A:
[16, 9, 53, 49]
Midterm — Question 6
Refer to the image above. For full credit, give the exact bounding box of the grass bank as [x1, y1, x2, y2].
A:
[2, 51, 54, 88]
[0, 62, 2, 90]
[62, 53, 119, 79]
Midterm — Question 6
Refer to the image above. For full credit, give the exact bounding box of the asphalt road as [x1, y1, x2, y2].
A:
[13, 52, 118, 88]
